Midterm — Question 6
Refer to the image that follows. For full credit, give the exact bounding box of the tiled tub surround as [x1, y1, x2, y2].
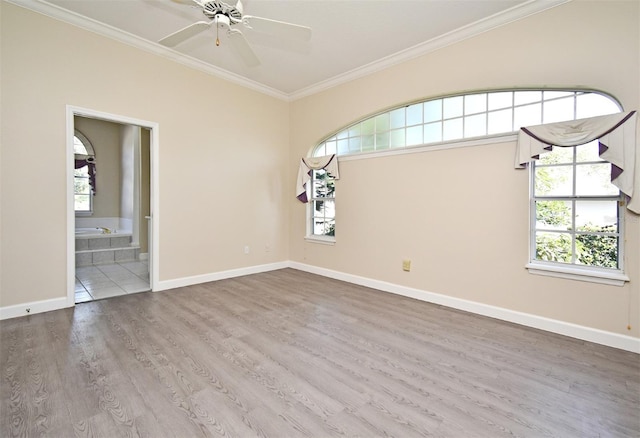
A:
[75, 232, 139, 266]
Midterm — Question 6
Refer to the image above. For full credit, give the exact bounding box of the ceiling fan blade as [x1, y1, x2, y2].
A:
[242, 16, 312, 41]
[227, 29, 260, 67]
[159, 20, 213, 47]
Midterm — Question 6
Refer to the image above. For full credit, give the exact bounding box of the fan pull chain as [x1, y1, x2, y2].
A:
[216, 19, 220, 46]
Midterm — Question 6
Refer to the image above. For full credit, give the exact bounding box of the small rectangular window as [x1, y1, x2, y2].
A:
[308, 169, 336, 240]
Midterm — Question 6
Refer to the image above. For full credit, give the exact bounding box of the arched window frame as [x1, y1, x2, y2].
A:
[74, 130, 96, 215]
[311, 89, 622, 159]
[306, 89, 628, 284]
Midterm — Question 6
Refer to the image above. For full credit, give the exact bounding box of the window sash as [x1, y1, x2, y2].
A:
[530, 147, 623, 271]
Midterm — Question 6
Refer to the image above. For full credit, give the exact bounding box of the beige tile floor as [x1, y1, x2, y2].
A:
[75, 260, 150, 303]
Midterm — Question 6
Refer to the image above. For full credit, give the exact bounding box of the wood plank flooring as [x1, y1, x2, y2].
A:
[1, 268, 639, 437]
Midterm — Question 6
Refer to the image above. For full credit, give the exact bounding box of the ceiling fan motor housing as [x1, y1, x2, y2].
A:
[203, 1, 243, 24]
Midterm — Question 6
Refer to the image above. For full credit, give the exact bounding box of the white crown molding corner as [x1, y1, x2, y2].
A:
[288, 261, 640, 354]
[288, 0, 571, 101]
[4, 0, 290, 101]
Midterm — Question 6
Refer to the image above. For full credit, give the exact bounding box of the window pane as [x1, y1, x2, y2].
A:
[576, 93, 620, 119]
[487, 108, 513, 134]
[390, 129, 405, 147]
[406, 125, 423, 146]
[543, 97, 575, 124]
[443, 96, 463, 119]
[337, 130, 348, 140]
[74, 136, 88, 154]
[544, 91, 573, 100]
[514, 103, 542, 129]
[75, 195, 91, 211]
[390, 108, 405, 129]
[375, 113, 390, 132]
[362, 135, 374, 151]
[575, 200, 618, 232]
[443, 118, 463, 141]
[576, 140, 602, 163]
[74, 165, 89, 177]
[515, 91, 542, 105]
[576, 234, 618, 269]
[325, 141, 336, 155]
[424, 100, 442, 123]
[313, 218, 335, 236]
[337, 139, 349, 155]
[375, 132, 390, 150]
[465, 93, 486, 115]
[535, 232, 573, 263]
[361, 118, 375, 135]
[75, 178, 91, 195]
[464, 113, 486, 138]
[536, 200, 572, 230]
[348, 124, 361, 137]
[313, 144, 326, 157]
[538, 146, 573, 165]
[349, 137, 361, 153]
[534, 165, 573, 196]
[406, 103, 423, 126]
[424, 122, 442, 143]
[488, 91, 512, 110]
[576, 163, 619, 196]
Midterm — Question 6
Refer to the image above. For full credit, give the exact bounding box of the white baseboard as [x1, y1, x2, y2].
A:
[289, 262, 640, 354]
[155, 261, 289, 291]
[0, 297, 71, 321]
[3, 261, 638, 353]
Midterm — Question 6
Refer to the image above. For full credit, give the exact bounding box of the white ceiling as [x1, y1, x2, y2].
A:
[9, 0, 566, 100]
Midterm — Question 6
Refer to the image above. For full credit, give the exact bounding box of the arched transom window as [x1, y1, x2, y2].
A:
[312, 89, 620, 158]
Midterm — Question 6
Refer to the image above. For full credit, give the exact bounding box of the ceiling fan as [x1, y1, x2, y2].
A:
[159, 0, 312, 67]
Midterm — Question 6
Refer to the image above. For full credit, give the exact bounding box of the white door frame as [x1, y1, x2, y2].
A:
[66, 105, 160, 306]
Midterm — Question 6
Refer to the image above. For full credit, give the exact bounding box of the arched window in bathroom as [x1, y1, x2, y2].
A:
[74, 130, 96, 214]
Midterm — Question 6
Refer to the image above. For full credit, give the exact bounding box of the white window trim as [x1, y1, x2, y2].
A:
[525, 262, 629, 287]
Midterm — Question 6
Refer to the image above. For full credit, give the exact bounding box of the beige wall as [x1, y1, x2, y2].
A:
[289, 0, 640, 338]
[0, 2, 290, 306]
[74, 116, 121, 218]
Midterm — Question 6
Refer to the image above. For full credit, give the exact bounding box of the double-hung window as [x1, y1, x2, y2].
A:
[308, 169, 335, 240]
[531, 141, 624, 273]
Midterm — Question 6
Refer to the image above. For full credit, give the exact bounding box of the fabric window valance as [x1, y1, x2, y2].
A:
[516, 111, 638, 213]
[75, 154, 97, 195]
[296, 154, 339, 203]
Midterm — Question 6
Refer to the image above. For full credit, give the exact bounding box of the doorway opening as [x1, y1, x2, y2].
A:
[66, 106, 159, 305]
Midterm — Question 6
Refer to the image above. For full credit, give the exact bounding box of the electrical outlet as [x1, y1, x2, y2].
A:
[402, 259, 411, 272]
[244, 245, 250, 254]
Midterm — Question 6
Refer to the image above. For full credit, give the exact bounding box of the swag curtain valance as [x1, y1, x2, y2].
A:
[296, 154, 340, 203]
[74, 154, 97, 195]
[515, 111, 638, 213]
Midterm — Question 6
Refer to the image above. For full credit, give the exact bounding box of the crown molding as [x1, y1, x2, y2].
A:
[5, 0, 569, 102]
[4, 0, 290, 101]
[288, 0, 570, 101]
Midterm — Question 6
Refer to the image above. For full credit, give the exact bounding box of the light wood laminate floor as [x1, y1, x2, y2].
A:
[1, 268, 639, 437]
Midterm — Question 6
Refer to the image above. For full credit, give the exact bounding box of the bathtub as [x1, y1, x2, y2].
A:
[75, 227, 131, 238]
